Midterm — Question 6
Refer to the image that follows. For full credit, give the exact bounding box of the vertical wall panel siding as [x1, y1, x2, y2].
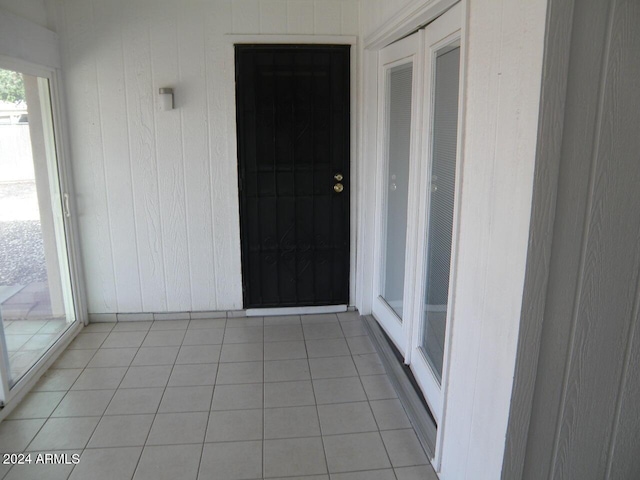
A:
[151, 0, 191, 311]
[340, 1, 359, 35]
[260, 0, 287, 34]
[231, 0, 260, 34]
[93, 0, 143, 312]
[57, 0, 359, 313]
[287, 0, 314, 34]
[122, 0, 167, 312]
[62, 0, 118, 313]
[313, 0, 341, 35]
[522, 1, 640, 478]
[181, 0, 217, 311]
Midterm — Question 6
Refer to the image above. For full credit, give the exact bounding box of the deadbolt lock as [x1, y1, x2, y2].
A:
[334, 173, 343, 181]
[334, 183, 344, 193]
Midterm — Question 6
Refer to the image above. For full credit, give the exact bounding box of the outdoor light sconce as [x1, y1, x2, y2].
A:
[158, 87, 174, 111]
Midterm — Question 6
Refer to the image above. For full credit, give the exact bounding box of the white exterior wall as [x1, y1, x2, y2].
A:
[358, 0, 547, 479]
[0, 0, 48, 28]
[50, 0, 359, 314]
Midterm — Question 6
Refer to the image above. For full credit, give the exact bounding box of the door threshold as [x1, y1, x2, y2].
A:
[245, 305, 348, 317]
[363, 315, 437, 460]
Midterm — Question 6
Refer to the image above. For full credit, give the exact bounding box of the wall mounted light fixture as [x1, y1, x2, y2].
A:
[158, 87, 174, 111]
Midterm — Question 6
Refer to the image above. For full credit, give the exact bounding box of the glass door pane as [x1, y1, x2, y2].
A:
[382, 63, 413, 319]
[0, 68, 76, 387]
[421, 46, 460, 381]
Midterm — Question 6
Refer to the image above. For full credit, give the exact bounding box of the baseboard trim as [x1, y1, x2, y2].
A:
[245, 305, 348, 317]
[364, 315, 438, 460]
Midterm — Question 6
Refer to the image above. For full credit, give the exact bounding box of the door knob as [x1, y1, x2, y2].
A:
[334, 183, 344, 193]
[334, 173, 343, 181]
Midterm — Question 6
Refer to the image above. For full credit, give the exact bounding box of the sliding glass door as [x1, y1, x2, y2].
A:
[0, 66, 77, 394]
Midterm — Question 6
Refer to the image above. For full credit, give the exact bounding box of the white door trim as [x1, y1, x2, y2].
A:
[371, 31, 421, 356]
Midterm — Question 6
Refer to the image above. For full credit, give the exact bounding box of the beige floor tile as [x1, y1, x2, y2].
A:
[134, 444, 201, 480]
[370, 399, 412, 431]
[352, 353, 386, 376]
[120, 365, 172, 388]
[51, 390, 115, 417]
[105, 388, 164, 415]
[323, 432, 391, 473]
[71, 367, 127, 390]
[264, 380, 316, 408]
[149, 320, 189, 331]
[199, 441, 262, 480]
[87, 348, 137, 368]
[264, 340, 308, 361]
[302, 323, 344, 340]
[223, 326, 263, 344]
[28, 417, 100, 450]
[141, 330, 185, 347]
[395, 465, 439, 480]
[264, 359, 310, 382]
[67, 332, 108, 350]
[0, 419, 46, 452]
[167, 363, 218, 387]
[317, 402, 377, 435]
[305, 338, 350, 358]
[360, 375, 398, 400]
[211, 383, 263, 411]
[219, 342, 263, 363]
[159, 385, 213, 413]
[8, 391, 65, 419]
[52, 349, 95, 369]
[101, 331, 147, 348]
[263, 437, 327, 478]
[146, 412, 208, 445]
[263, 315, 301, 326]
[112, 321, 153, 332]
[312, 377, 367, 405]
[182, 328, 225, 346]
[264, 325, 304, 342]
[206, 409, 262, 442]
[264, 405, 320, 439]
[225, 317, 263, 328]
[331, 470, 396, 480]
[346, 336, 376, 355]
[216, 361, 263, 384]
[132, 346, 180, 366]
[187, 318, 226, 329]
[301, 314, 338, 324]
[32, 368, 82, 391]
[309, 356, 357, 379]
[69, 447, 142, 480]
[88, 414, 154, 448]
[176, 345, 221, 364]
[380, 429, 429, 467]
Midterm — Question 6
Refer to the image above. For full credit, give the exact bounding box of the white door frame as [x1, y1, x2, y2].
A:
[407, 3, 463, 433]
[371, 31, 422, 356]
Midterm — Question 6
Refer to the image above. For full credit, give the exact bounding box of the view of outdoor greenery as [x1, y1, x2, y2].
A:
[0, 69, 25, 104]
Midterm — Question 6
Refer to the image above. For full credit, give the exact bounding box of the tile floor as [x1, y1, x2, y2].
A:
[0, 312, 438, 480]
[3, 317, 71, 383]
[1, 281, 72, 382]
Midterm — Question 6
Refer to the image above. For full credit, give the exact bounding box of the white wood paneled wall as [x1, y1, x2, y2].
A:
[53, 0, 359, 313]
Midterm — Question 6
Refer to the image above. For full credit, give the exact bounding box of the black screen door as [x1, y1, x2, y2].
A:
[236, 45, 350, 308]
